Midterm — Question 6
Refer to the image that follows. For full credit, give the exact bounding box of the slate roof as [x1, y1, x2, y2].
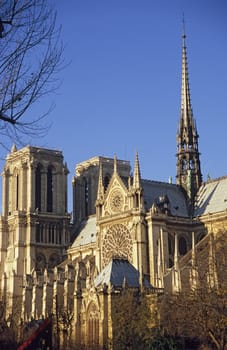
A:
[71, 216, 96, 248]
[142, 179, 189, 217]
[94, 258, 151, 288]
[194, 176, 227, 217]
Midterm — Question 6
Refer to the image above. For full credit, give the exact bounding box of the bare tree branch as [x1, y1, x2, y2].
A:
[0, 0, 64, 149]
[159, 231, 227, 350]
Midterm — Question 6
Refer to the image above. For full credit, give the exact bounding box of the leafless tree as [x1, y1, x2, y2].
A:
[0, 0, 63, 150]
[58, 308, 74, 350]
[111, 287, 158, 350]
[159, 231, 227, 350]
[0, 295, 22, 348]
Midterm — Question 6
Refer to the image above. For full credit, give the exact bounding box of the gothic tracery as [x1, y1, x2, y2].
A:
[102, 224, 132, 267]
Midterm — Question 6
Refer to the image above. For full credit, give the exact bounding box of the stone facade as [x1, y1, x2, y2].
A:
[0, 146, 71, 322]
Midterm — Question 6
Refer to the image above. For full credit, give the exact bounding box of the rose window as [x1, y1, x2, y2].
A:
[102, 224, 132, 267]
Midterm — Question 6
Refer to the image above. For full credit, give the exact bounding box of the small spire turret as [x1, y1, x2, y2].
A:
[11, 144, 17, 153]
[131, 151, 144, 210]
[96, 161, 104, 219]
[97, 161, 104, 201]
[114, 154, 117, 174]
[133, 150, 141, 189]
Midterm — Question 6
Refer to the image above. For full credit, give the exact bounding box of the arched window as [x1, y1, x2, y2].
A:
[168, 234, 173, 255]
[83, 177, 88, 217]
[179, 236, 187, 255]
[36, 223, 44, 242]
[36, 223, 41, 242]
[87, 303, 99, 347]
[16, 173, 19, 210]
[48, 225, 52, 243]
[51, 225, 55, 242]
[36, 253, 46, 271]
[56, 224, 61, 244]
[182, 157, 187, 171]
[189, 159, 194, 170]
[35, 164, 42, 210]
[47, 165, 53, 212]
[12, 168, 19, 211]
[79, 262, 87, 289]
[48, 253, 59, 268]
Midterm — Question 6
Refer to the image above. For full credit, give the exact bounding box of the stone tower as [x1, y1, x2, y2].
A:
[176, 28, 202, 207]
[72, 156, 131, 226]
[0, 145, 71, 319]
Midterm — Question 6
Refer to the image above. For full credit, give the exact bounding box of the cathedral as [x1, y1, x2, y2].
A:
[0, 31, 227, 349]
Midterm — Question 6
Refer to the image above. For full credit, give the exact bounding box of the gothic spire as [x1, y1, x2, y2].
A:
[114, 154, 117, 174]
[181, 22, 193, 131]
[131, 151, 144, 210]
[176, 23, 202, 208]
[96, 161, 104, 219]
[133, 151, 141, 189]
[97, 161, 104, 201]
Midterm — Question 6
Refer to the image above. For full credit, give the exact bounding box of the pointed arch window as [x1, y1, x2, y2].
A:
[48, 253, 59, 268]
[36, 253, 46, 271]
[36, 223, 40, 242]
[179, 236, 187, 255]
[189, 159, 194, 170]
[87, 303, 99, 347]
[56, 223, 62, 244]
[182, 158, 187, 171]
[47, 165, 54, 212]
[36, 223, 44, 242]
[16, 173, 19, 210]
[83, 177, 88, 217]
[168, 234, 173, 255]
[35, 164, 42, 211]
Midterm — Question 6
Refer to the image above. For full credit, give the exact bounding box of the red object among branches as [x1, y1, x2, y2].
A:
[18, 318, 52, 350]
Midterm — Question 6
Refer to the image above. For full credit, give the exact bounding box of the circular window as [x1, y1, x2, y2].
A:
[102, 224, 132, 267]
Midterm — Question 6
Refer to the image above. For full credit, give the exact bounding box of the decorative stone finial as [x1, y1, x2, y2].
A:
[11, 144, 17, 153]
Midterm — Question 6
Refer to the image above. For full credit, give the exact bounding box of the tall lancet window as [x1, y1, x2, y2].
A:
[16, 173, 19, 210]
[87, 303, 99, 347]
[83, 177, 88, 217]
[35, 164, 42, 211]
[47, 165, 53, 212]
[179, 236, 187, 255]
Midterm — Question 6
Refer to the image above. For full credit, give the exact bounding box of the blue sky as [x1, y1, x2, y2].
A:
[1, 0, 227, 211]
